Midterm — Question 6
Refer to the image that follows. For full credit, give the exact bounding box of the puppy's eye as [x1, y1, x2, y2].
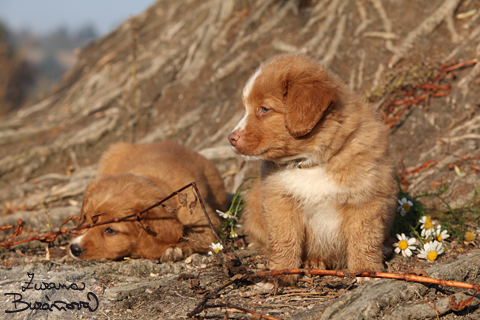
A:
[104, 227, 117, 235]
[260, 107, 271, 114]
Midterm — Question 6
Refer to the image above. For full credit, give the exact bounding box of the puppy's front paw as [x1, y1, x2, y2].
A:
[303, 257, 327, 270]
[160, 247, 184, 262]
[355, 276, 378, 283]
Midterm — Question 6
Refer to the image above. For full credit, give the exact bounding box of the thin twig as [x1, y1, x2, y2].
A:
[187, 278, 240, 317]
[190, 182, 232, 254]
[250, 269, 480, 292]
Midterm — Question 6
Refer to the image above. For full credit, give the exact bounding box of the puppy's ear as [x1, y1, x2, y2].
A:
[78, 182, 97, 227]
[283, 74, 338, 138]
[136, 206, 184, 259]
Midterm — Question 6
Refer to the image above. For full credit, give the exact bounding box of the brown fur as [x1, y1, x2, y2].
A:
[229, 54, 397, 284]
[69, 141, 227, 261]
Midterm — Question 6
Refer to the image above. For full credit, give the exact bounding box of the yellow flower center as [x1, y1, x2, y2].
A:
[427, 251, 438, 261]
[424, 217, 433, 230]
[398, 240, 408, 250]
[402, 203, 411, 212]
[435, 234, 443, 242]
[214, 248, 221, 253]
[465, 232, 476, 242]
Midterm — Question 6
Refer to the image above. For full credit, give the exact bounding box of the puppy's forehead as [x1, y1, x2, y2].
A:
[242, 66, 262, 100]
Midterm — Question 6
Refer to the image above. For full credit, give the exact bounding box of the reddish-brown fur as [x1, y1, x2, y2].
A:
[229, 55, 397, 284]
[69, 141, 226, 261]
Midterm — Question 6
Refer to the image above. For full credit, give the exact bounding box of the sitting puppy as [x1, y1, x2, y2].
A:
[69, 141, 226, 262]
[228, 54, 397, 284]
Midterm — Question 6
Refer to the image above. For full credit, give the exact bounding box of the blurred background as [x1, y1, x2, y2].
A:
[0, 0, 154, 116]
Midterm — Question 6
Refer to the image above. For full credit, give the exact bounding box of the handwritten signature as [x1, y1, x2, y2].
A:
[4, 272, 99, 314]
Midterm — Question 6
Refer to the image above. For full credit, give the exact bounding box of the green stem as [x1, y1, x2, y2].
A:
[409, 224, 425, 246]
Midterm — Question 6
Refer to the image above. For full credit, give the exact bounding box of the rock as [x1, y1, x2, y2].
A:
[105, 277, 173, 301]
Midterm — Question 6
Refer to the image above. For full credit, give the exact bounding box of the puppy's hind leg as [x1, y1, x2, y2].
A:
[343, 203, 389, 274]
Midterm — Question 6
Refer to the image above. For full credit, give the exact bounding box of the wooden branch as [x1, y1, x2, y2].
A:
[442, 58, 478, 73]
[250, 268, 480, 292]
[0, 225, 15, 232]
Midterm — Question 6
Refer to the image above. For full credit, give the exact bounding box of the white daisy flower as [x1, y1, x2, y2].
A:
[397, 198, 413, 216]
[393, 233, 417, 257]
[418, 240, 444, 262]
[433, 225, 450, 243]
[208, 242, 223, 255]
[216, 210, 235, 220]
[419, 216, 435, 238]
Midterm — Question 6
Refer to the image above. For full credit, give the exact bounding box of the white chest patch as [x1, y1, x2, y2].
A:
[274, 165, 344, 254]
[274, 165, 339, 205]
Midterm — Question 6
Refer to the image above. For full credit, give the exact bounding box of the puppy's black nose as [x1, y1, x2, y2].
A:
[70, 243, 84, 257]
[228, 131, 240, 147]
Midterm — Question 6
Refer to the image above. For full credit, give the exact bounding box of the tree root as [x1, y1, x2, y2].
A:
[389, 0, 462, 68]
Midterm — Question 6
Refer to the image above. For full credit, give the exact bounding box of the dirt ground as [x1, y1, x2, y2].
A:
[1, 238, 480, 319]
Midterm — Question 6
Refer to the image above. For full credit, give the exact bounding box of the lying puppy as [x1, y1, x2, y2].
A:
[69, 141, 226, 262]
[228, 54, 397, 284]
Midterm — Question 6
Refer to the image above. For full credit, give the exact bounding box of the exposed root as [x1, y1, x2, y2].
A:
[444, 25, 480, 62]
[457, 59, 480, 88]
[389, 0, 463, 68]
[303, 0, 341, 53]
[370, 63, 386, 96]
[300, 0, 330, 34]
[357, 50, 366, 89]
[363, 31, 398, 40]
[445, 12, 461, 43]
[370, 0, 396, 52]
[320, 14, 346, 65]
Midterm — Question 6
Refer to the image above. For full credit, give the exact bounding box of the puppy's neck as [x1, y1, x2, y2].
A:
[270, 157, 319, 170]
